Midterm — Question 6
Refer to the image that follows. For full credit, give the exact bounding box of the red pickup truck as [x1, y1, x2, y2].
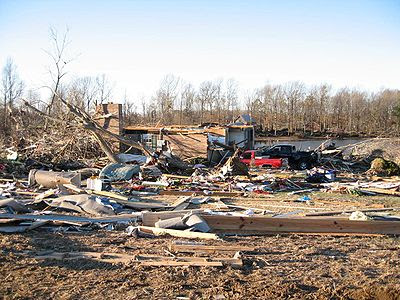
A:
[240, 150, 284, 168]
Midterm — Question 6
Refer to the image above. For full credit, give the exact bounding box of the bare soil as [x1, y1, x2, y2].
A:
[1, 192, 400, 299]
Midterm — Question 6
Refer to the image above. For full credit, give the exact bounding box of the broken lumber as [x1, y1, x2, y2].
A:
[62, 184, 85, 194]
[361, 187, 400, 196]
[169, 242, 255, 253]
[171, 196, 191, 211]
[34, 251, 135, 264]
[138, 226, 219, 240]
[138, 260, 223, 267]
[162, 174, 190, 180]
[34, 251, 241, 267]
[160, 190, 244, 197]
[201, 215, 400, 235]
[87, 190, 129, 200]
[305, 207, 397, 217]
[135, 254, 242, 267]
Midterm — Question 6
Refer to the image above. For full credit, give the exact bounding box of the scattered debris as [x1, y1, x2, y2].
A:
[2, 101, 400, 278]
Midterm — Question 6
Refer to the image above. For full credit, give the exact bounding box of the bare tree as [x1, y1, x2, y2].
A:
[45, 27, 72, 115]
[225, 78, 238, 123]
[244, 89, 260, 122]
[1, 58, 24, 130]
[197, 80, 219, 124]
[154, 74, 180, 124]
[314, 84, 330, 132]
[95, 74, 113, 105]
[283, 81, 305, 134]
[122, 91, 137, 125]
[180, 83, 195, 124]
[212, 79, 224, 123]
[69, 76, 98, 112]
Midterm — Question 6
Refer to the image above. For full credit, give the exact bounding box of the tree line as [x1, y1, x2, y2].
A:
[131, 75, 400, 137]
[1, 29, 400, 139]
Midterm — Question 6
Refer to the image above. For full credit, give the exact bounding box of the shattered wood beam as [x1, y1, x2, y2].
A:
[138, 226, 219, 240]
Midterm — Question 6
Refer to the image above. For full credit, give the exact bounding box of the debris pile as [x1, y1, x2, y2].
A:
[1, 99, 400, 270]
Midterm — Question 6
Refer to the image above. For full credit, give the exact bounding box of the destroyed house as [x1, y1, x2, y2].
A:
[93, 104, 255, 162]
[122, 124, 255, 163]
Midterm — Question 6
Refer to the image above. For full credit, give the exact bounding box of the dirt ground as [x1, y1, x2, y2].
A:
[1, 192, 400, 299]
[1, 230, 400, 300]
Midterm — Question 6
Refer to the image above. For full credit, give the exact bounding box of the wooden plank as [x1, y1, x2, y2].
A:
[162, 174, 190, 180]
[138, 226, 219, 240]
[171, 197, 191, 211]
[160, 190, 244, 197]
[214, 198, 229, 210]
[169, 243, 255, 253]
[15, 191, 40, 196]
[192, 231, 385, 237]
[34, 189, 57, 201]
[305, 207, 397, 217]
[260, 204, 327, 210]
[87, 190, 129, 200]
[63, 184, 85, 194]
[362, 187, 400, 196]
[33, 251, 240, 267]
[174, 202, 190, 211]
[136, 254, 242, 267]
[34, 251, 136, 264]
[142, 209, 204, 226]
[138, 260, 223, 267]
[201, 215, 400, 235]
[224, 204, 267, 212]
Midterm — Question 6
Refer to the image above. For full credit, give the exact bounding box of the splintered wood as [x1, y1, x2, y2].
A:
[33, 251, 242, 267]
[138, 226, 219, 240]
[169, 242, 255, 253]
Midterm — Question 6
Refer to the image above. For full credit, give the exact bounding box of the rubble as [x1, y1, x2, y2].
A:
[1, 99, 400, 287]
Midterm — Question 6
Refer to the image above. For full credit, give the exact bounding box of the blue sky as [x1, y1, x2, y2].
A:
[0, 0, 399, 103]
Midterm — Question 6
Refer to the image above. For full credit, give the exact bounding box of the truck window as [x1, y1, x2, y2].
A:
[281, 146, 291, 154]
[255, 150, 263, 157]
[271, 147, 280, 153]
